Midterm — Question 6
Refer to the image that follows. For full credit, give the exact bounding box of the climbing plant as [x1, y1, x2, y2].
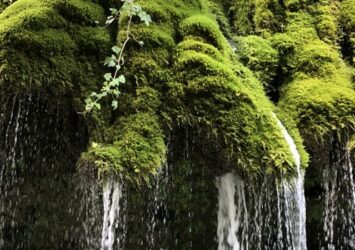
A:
[85, 0, 151, 113]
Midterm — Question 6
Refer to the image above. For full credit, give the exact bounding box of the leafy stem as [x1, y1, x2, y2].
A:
[84, 0, 151, 114]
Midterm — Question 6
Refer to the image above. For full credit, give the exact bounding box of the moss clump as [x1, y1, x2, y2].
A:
[233, 35, 279, 88]
[180, 14, 228, 55]
[340, 0, 355, 63]
[80, 0, 178, 183]
[312, 0, 340, 45]
[81, 112, 166, 185]
[219, 0, 286, 36]
[275, 12, 355, 140]
[170, 10, 303, 174]
[0, 0, 110, 97]
[81, 0, 305, 179]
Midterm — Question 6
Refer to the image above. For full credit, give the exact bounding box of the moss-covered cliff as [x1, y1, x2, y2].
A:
[79, 0, 311, 185]
[0, 0, 354, 248]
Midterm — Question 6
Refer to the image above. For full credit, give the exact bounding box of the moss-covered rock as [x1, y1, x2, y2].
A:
[81, 0, 307, 181]
[233, 35, 279, 88]
[0, 0, 110, 98]
[340, 0, 355, 63]
[276, 14, 355, 140]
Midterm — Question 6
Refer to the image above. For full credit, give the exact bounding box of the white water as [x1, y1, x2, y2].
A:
[217, 173, 240, 250]
[322, 133, 355, 249]
[275, 117, 307, 250]
[101, 178, 123, 250]
[216, 115, 307, 250]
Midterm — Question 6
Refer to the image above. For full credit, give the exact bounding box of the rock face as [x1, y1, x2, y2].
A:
[0, 0, 354, 249]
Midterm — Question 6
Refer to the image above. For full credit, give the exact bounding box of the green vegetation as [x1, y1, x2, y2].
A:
[0, 0, 110, 101]
[85, 2, 152, 113]
[2, 0, 355, 184]
[341, 0, 355, 63]
[275, 12, 355, 140]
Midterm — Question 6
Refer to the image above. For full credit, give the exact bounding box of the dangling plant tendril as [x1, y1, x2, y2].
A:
[84, 0, 151, 113]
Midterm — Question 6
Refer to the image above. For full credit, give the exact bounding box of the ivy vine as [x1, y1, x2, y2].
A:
[85, 0, 151, 113]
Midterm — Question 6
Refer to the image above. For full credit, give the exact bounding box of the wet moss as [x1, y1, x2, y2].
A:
[233, 35, 279, 87]
[82, 112, 166, 185]
[276, 12, 355, 140]
[340, 0, 355, 63]
[312, 0, 340, 45]
[0, 0, 110, 96]
[82, 0, 304, 179]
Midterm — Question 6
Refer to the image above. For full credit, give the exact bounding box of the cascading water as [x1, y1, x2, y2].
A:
[216, 115, 307, 250]
[147, 162, 170, 248]
[275, 118, 307, 250]
[101, 177, 123, 250]
[321, 132, 355, 249]
[217, 173, 245, 250]
[0, 93, 88, 249]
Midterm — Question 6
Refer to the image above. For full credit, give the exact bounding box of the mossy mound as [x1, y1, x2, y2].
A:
[219, 1, 354, 143]
[233, 35, 279, 88]
[341, 0, 355, 63]
[82, 0, 308, 181]
[0, 0, 110, 99]
[274, 13, 355, 140]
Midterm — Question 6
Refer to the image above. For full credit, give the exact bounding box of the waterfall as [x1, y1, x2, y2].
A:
[322, 132, 355, 249]
[216, 115, 307, 250]
[101, 178, 123, 250]
[147, 163, 170, 248]
[217, 173, 249, 250]
[275, 118, 307, 250]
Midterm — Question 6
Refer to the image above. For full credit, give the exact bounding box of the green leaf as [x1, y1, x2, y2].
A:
[138, 12, 152, 26]
[110, 78, 120, 87]
[104, 73, 112, 81]
[112, 46, 121, 54]
[109, 8, 119, 16]
[108, 60, 116, 67]
[94, 103, 101, 110]
[117, 75, 126, 83]
[112, 100, 118, 110]
[104, 57, 113, 66]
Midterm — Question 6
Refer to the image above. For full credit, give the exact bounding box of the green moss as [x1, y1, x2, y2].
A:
[175, 39, 226, 63]
[80, 0, 176, 183]
[180, 14, 228, 54]
[233, 35, 279, 87]
[312, 1, 340, 44]
[0, 0, 110, 95]
[169, 9, 303, 174]
[82, 112, 166, 185]
[295, 41, 345, 78]
[348, 134, 355, 151]
[279, 78, 355, 139]
[341, 0, 355, 63]
[276, 17, 355, 140]
[227, 0, 254, 35]
[80, 0, 307, 179]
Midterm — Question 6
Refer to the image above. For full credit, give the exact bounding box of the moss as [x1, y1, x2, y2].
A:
[175, 39, 226, 63]
[82, 112, 166, 185]
[170, 10, 302, 174]
[80, 0, 306, 179]
[295, 41, 345, 78]
[233, 35, 279, 87]
[340, 0, 355, 63]
[312, 1, 340, 45]
[279, 78, 355, 139]
[80, 0, 175, 183]
[180, 14, 228, 54]
[227, 0, 255, 35]
[0, 0, 110, 96]
[276, 15, 355, 140]
[347, 134, 355, 151]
